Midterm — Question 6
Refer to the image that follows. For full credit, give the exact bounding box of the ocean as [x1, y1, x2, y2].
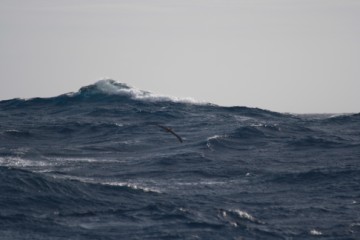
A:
[0, 80, 359, 239]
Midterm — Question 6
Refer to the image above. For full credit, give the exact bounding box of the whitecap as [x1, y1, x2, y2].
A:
[92, 79, 206, 104]
[219, 208, 262, 227]
[176, 180, 227, 186]
[249, 123, 264, 127]
[309, 229, 323, 235]
[47, 157, 118, 163]
[4, 129, 22, 133]
[0, 157, 50, 168]
[114, 123, 124, 127]
[231, 209, 257, 223]
[206, 134, 228, 150]
[207, 134, 228, 141]
[101, 181, 161, 193]
[50, 174, 161, 193]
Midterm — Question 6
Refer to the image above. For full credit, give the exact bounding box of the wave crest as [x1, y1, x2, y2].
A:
[77, 79, 203, 104]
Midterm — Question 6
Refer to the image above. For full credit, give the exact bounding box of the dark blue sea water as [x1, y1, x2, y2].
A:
[1, 80, 359, 240]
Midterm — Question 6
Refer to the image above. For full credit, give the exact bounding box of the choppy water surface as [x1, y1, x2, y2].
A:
[1, 80, 359, 239]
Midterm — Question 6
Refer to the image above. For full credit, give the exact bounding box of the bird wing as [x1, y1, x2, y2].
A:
[168, 129, 183, 143]
[156, 124, 168, 131]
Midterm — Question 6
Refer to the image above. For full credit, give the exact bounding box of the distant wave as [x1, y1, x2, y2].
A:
[75, 79, 205, 104]
[0, 79, 208, 109]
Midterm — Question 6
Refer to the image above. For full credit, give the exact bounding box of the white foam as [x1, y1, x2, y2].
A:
[231, 209, 257, 222]
[229, 221, 238, 227]
[0, 157, 50, 168]
[101, 181, 161, 193]
[0, 156, 120, 173]
[4, 129, 22, 133]
[114, 123, 124, 127]
[206, 134, 228, 150]
[179, 207, 188, 213]
[51, 174, 161, 193]
[350, 222, 360, 227]
[328, 113, 352, 118]
[220, 209, 262, 227]
[47, 157, 118, 163]
[250, 123, 279, 128]
[93, 79, 205, 104]
[64, 92, 77, 97]
[310, 229, 323, 235]
[207, 134, 228, 141]
[176, 180, 227, 186]
[234, 115, 254, 123]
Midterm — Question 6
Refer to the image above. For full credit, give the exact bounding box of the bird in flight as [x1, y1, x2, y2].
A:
[156, 124, 183, 143]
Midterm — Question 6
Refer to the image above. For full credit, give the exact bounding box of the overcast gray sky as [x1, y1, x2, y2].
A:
[1, 0, 359, 113]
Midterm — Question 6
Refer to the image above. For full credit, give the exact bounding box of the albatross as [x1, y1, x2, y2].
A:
[156, 124, 183, 143]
